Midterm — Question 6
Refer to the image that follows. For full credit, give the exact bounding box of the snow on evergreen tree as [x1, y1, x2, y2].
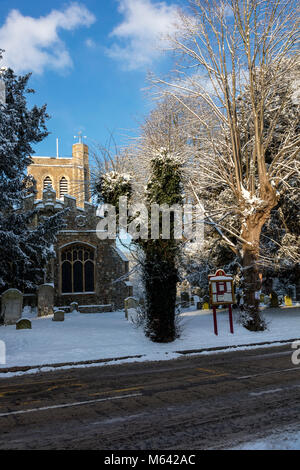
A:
[0, 53, 65, 291]
[95, 171, 132, 208]
[138, 148, 184, 342]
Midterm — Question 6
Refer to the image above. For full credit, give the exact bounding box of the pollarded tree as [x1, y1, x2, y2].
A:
[129, 99, 191, 342]
[0, 55, 65, 291]
[138, 148, 185, 342]
[93, 99, 189, 342]
[153, 0, 300, 330]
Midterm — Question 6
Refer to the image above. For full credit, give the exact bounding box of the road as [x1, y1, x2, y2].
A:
[0, 343, 299, 450]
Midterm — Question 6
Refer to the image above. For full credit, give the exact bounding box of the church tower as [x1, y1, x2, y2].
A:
[27, 141, 90, 207]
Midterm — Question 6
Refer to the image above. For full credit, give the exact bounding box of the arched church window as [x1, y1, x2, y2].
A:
[43, 176, 53, 190]
[61, 244, 95, 294]
[59, 177, 68, 198]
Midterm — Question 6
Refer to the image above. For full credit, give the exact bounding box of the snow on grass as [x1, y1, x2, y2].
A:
[0, 306, 299, 375]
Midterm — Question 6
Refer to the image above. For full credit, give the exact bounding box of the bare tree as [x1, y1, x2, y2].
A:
[152, 0, 299, 330]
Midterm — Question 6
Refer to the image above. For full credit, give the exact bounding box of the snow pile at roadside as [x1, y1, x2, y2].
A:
[232, 426, 300, 450]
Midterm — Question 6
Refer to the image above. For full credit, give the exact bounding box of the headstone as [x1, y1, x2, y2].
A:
[124, 297, 138, 319]
[70, 301, 79, 312]
[38, 284, 54, 317]
[1, 289, 23, 325]
[270, 291, 279, 308]
[180, 291, 190, 307]
[16, 319, 32, 330]
[52, 310, 64, 322]
[192, 295, 201, 310]
[127, 307, 138, 323]
[260, 294, 265, 303]
[193, 296, 201, 310]
[284, 296, 293, 307]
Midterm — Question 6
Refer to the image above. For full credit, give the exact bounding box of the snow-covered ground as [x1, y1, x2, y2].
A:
[0, 305, 299, 376]
[232, 426, 300, 450]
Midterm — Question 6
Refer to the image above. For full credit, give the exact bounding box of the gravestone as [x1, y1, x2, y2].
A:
[38, 284, 54, 317]
[270, 291, 279, 308]
[127, 307, 138, 323]
[193, 295, 201, 310]
[16, 319, 32, 330]
[70, 301, 79, 312]
[124, 297, 138, 320]
[52, 310, 64, 322]
[1, 289, 23, 325]
[180, 292, 190, 308]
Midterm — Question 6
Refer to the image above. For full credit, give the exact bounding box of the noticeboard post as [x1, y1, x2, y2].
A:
[208, 269, 235, 335]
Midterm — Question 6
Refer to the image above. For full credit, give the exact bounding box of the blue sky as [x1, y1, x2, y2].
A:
[0, 0, 183, 159]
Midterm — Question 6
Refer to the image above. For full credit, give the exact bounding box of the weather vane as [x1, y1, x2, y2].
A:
[74, 131, 87, 144]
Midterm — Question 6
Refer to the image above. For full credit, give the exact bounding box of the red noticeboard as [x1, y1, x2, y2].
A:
[208, 269, 235, 335]
[208, 269, 235, 306]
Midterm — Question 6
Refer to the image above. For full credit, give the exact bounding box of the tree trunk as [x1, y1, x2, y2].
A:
[240, 183, 278, 331]
[143, 244, 179, 342]
[241, 243, 266, 331]
[241, 218, 266, 331]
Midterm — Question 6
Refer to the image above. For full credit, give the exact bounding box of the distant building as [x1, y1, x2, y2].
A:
[26, 142, 132, 311]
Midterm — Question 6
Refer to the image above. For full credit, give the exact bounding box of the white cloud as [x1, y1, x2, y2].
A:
[106, 0, 181, 70]
[85, 38, 96, 48]
[0, 3, 96, 74]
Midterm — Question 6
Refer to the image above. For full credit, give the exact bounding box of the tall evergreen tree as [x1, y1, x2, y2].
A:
[0, 53, 65, 291]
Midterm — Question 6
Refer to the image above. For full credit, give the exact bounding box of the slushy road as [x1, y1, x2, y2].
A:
[0, 343, 299, 449]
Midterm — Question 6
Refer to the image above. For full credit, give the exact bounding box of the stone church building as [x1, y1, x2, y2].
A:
[26, 141, 132, 312]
